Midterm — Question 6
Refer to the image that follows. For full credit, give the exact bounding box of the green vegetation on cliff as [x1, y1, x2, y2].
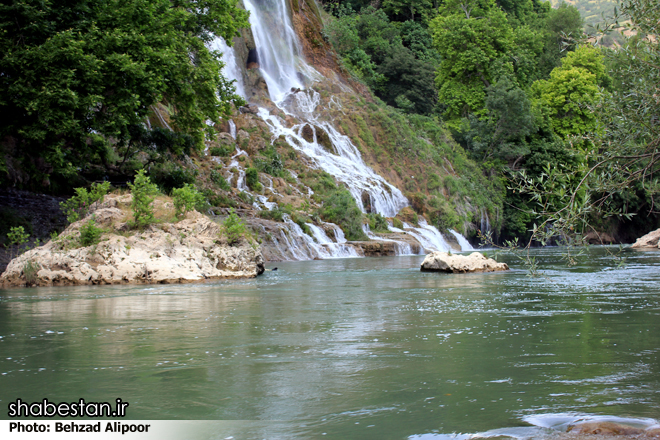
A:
[0, 0, 248, 190]
[321, 0, 660, 243]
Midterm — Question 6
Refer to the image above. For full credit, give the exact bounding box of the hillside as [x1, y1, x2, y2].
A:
[550, 0, 616, 26]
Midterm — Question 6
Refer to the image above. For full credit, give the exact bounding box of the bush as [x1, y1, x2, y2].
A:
[23, 260, 41, 285]
[224, 209, 247, 245]
[254, 147, 285, 177]
[0, 208, 32, 245]
[207, 192, 237, 208]
[6, 225, 30, 259]
[210, 145, 233, 157]
[367, 213, 389, 232]
[172, 184, 205, 218]
[318, 189, 366, 241]
[60, 181, 111, 223]
[150, 163, 197, 193]
[259, 207, 284, 222]
[431, 200, 461, 232]
[79, 217, 103, 246]
[245, 167, 262, 191]
[128, 170, 159, 228]
[210, 170, 231, 191]
[291, 212, 312, 235]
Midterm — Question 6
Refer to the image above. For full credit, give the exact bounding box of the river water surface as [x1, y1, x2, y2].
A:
[1, 247, 659, 439]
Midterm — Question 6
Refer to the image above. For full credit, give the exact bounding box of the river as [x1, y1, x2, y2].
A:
[1, 247, 659, 439]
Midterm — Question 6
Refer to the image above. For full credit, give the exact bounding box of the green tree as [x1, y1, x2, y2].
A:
[172, 184, 205, 218]
[0, 0, 248, 188]
[128, 170, 159, 228]
[430, 0, 515, 124]
[463, 77, 536, 161]
[531, 46, 604, 138]
[506, 0, 660, 250]
[537, 3, 584, 76]
[381, 0, 435, 22]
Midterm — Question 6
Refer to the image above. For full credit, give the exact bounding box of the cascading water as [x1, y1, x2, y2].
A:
[241, 0, 305, 102]
[449, 229, 474, 251]
[209, 38, 246, 98]
[213, 0, 474, 259]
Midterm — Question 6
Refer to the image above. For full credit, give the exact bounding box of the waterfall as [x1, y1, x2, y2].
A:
[211, 0, 474, 259]
[401, 219, 454, 253]
[480, 208, 491, 234]
[242, 0, 305, 102]
[209, 38, 246, 98]
[449, 229, 474, 251]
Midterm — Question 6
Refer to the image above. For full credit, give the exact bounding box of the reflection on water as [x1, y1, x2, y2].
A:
[1, 247, 659, 439]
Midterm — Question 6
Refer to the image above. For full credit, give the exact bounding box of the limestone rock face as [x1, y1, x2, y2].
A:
[632, 228, 660, 249]
[420, 251, 508, 273]
[1, 202, 264, 288]
[567, 421, 659, 436]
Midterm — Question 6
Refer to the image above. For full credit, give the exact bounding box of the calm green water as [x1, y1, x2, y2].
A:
[1, 247, 659, 439]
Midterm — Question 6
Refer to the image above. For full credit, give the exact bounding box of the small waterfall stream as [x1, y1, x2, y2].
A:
[213, 0, 474, 259]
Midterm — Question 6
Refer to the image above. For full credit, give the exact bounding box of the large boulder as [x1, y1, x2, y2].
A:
[632, 228, 660, 249]
[421, 251, 508, 273]
[0, 196, 265, 288]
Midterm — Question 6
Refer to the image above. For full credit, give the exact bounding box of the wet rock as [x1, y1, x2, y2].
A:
[301, 124, 314, 143]
[420, 251, 508, 273]
[568, 421, 644, 436]
[361, 191, 372, 213]
[348, 241, 394, 257]
[237, 129, 250, 149]
[632, 228, 660, 249]
[239, 104, 259, 114]
[585, 231, 616, 245]
[316, 127, 335, 154]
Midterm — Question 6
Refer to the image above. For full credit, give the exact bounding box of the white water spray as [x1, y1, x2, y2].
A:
[211, 0, 474, 259]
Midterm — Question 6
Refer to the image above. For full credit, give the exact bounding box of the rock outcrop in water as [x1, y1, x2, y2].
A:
[0, 195, 264, 288]
[567, 421, 660, 437]
[632, 228, 660, 249]
[420, 251, 508, 273]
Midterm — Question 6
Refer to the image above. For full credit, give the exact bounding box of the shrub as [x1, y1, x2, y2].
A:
[207, 193, 237, 208]
[392, 217, 403, 229]
[245, 167, 262, 191]
[254, 147, 285, 177]
[172, 184, 205, 218]
[0, 208, 32, 245]
[291, 212, 312, 235]
[128, 170, 159, 228]
[23, 260, 41, 285]
[318, 189, 366, 241]
[210, 170, 231, 191]
[432, 200, 461, 232]
[6, 225, 30, 259]
[259, 207, 284, 222]
[210, 145, 233, 156]
[224, 209, 247, 245]
[79, 217, 103, 246]
[150, 163, 197, 193]
[60, 181, 111, 223]
[367, 213, 389, 233]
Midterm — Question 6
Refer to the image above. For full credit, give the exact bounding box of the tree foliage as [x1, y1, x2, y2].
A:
[430, 0, 515, 123]
[531, 46, 605, 138]
[0, 0, 248, 188]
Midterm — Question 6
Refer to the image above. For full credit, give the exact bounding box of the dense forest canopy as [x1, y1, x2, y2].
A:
[321, 0, 659, 243]
[0, 0, 248, 189]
